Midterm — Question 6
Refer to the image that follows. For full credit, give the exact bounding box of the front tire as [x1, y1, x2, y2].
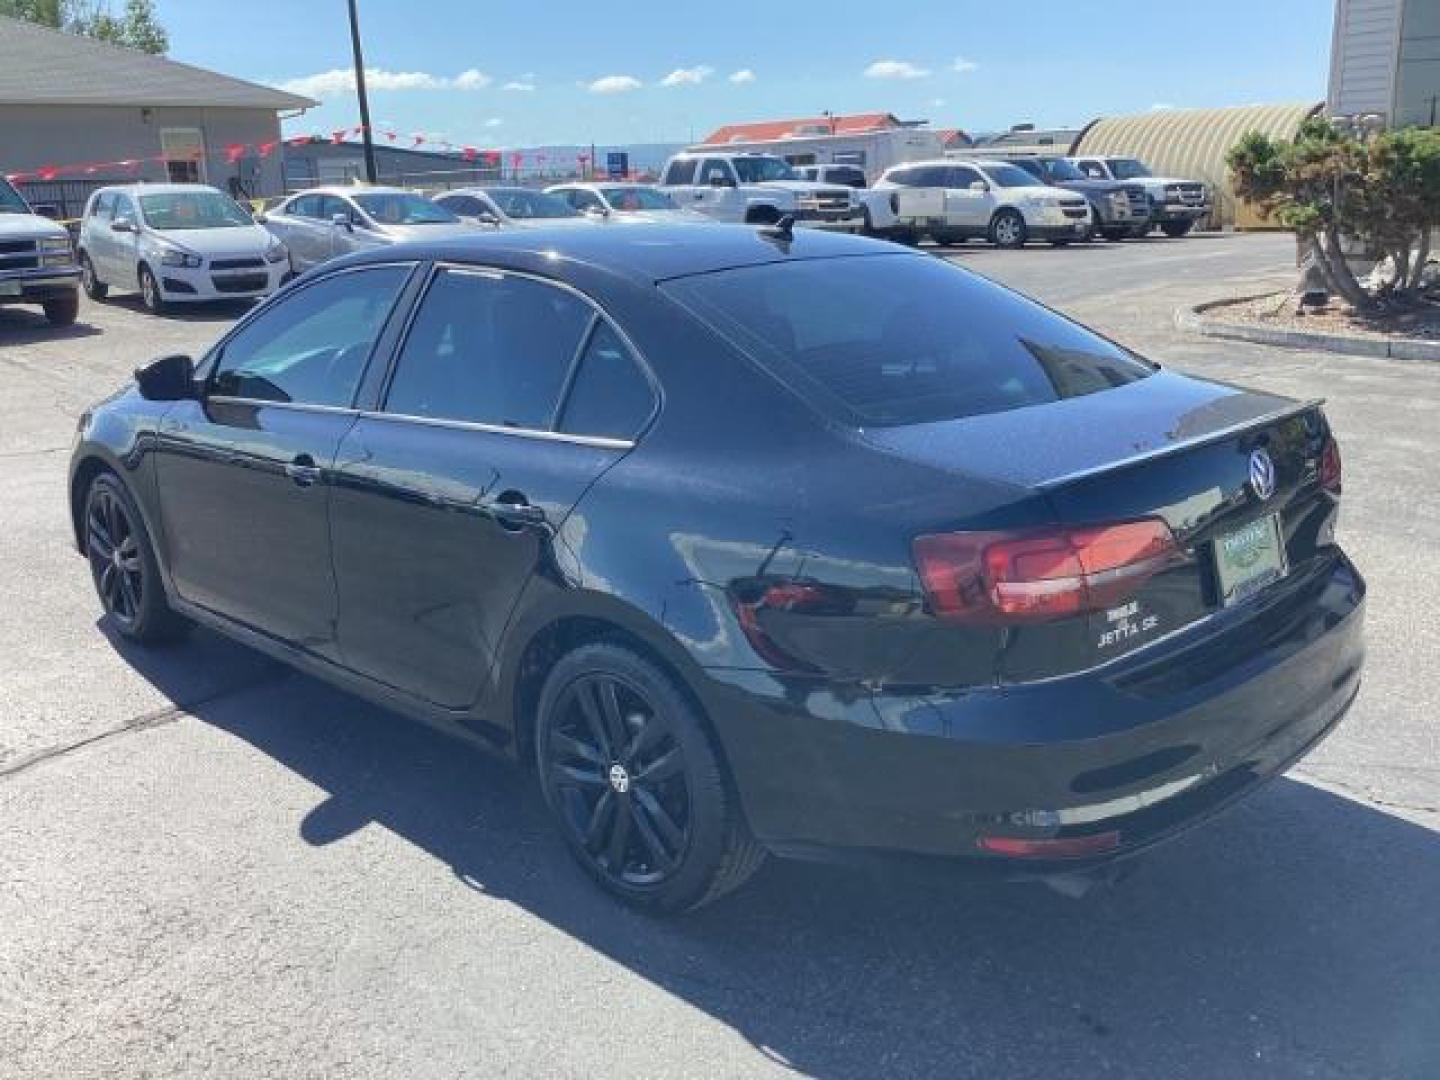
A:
[989, 209, 1028, 249]
[138, 264, 166, 315]
[1161, 219, 1195, 238]
[535, 642, 764, 912]
[80, 252, 108, 299]
[1101, 226, 1130, 242]
[43, 292, 79, 326]
[84, 473, 188, 643]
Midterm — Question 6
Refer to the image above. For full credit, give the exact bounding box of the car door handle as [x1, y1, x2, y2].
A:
[284, 454, 322, 487]
[487, 495, 545, 529]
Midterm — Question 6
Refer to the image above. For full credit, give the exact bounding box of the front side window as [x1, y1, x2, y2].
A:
[600, 187, 675, 211]
[946, 166, 984, 188]
[89, 192, 115, 220]
[113, 195, 138, 223]
[139, 191, 251, 231]
[664, 159, 698, 185]
[1110, 159, 1152, 180]
[731, 156, 797, 183]
[287, 194, 321, 219]
[558, 322, 654, 440]
[210, 265, 410, 406]
[664, 254, 1153, 428]
[1038, 157, 1086, 181]
[384, 269, 592, 430]
[483, 189, 579, 220]
[699, 159, 737, 186]
[0, 178, 29, 214]
[351, 192, 457, 225]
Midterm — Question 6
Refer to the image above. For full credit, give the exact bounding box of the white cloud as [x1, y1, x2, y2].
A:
[952, 57, 978, 73]
[503, 75, 536, 92]
[1150, 102, 1174, 110]
[279, 67, 490, 97]
[484, 117, 503, 128]
[930, 97, 946, 108]
[728, 68, 756, 84]
[452, 68, 492, 90]
[660, 64, 714, 87]
[586, 74, 642, 94]
[863, 59, 930, 80]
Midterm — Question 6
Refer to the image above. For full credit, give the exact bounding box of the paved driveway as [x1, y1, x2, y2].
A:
[2, 234, 1436, 1079]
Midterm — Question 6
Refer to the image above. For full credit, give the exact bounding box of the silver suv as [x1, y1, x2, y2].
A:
[0, 176, 80, 326]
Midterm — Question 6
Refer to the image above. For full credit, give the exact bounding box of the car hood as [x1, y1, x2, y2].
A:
[502, 216, 598, 229]
[1007, 184, 1085, 201]
[0, 211, 68, 241]
[145, 224, 274, 256]
[750, 180, 848, 195]
[1050, 177, 1129, 195]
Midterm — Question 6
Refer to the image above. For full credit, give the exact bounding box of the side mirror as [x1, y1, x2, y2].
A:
[331, 212, 354, 231]
[32, 203, 60, 221]
[476, 211, 501, 226]
[969, 181, 990, 193]
[583, 205, 609, 217]
[135, 353, 196, 402]
[111, 216, 136, 233]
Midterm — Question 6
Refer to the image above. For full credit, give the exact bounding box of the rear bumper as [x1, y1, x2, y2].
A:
[702, 552, 1365, 868]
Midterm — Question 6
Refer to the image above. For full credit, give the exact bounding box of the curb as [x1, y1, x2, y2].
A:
[1175, 295, 1440, 362]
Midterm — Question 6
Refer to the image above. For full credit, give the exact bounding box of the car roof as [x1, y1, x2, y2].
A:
[331, 222, 905, 286]
[97, 183, 225, 196]
[290, 186, 415, 199]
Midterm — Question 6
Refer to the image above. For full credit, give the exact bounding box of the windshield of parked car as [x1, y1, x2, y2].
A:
[663, 254, 1153, 427]
[138, 191, 252, 230]
[485, 188, 580, 219]
[600, 187, 677, 211]
[352, 192, 458, 225]
[0, 178, 30, 213]
[975, 162, 1043, 188]
[1110, 158, 1153, 180]
[1038, 158, 1086, 181]
[732, 157, 799, 183]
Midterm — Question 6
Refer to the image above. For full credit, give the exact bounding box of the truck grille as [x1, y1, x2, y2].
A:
[0, 239, 39, 270]
[801, 189, 853, 213]
[1166, 183, 1205, 206]
[1124, 186, 1150, 214]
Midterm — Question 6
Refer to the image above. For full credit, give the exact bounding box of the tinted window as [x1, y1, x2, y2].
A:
[664, 159, 697, 185]
[559, 323, 654, 440]
[113, 195, 137, 221]
[483, 188, 579, 219]
[437, 194, 483, 216]
[385, 269, 591, 430]
[732, 157, 797, 182]
[0, 178, 28, 213]
[975, 162, 1039, 188]
[352, 192, 457, 224]
[1006, 159, 1045, 180]
[320, 195, 357, 224]
[288, 194, 321, 218]
[699, 159, 735, 186]
[211, 265, 409, 406]
[90, 193, 114, 220]
[826, 166, 867, 188]
[663, 254, 1153, 427]
[945, 166, 983, 188]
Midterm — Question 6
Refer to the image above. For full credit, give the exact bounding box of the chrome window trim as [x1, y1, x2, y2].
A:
[205, 396, 360, 417]
[356, 407, 634, 450]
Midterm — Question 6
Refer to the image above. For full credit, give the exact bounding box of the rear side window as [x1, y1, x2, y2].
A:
[663, 254, 1153, 428]
[664, 159, 697, 185]
[558, 323, 654, 441]
[384, 269, 591, 430]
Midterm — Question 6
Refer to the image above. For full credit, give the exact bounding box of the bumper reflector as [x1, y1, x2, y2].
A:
[978, 831, 1121, 858]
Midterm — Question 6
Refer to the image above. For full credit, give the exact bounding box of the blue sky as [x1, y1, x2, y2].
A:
[156, 0, 1336, 148]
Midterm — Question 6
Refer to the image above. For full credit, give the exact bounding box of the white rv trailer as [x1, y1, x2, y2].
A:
[686, 123, 950, 186]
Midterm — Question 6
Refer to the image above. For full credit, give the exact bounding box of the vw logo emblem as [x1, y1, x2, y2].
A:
[1249, 448, 1276, 501]
[608, 763, 631, 794]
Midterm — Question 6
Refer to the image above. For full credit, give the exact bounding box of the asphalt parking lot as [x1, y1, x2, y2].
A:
[2, 232, 1437, 1079]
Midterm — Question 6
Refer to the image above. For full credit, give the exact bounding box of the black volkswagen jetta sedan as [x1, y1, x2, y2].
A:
[69, 225, 1364, 911]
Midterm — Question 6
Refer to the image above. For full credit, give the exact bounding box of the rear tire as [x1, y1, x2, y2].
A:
[83, 472, 188, 643]
[1161, 219, 1195, 238]
[138, 264, 166, 315]
[1101, 227, 1130, 242]
[535, 642, 765, 912]
[989, 209, 1027, 249]
[43, 292, 79, 326]
[80, 252, 108, 299]
[1049, 239, 1071, 248]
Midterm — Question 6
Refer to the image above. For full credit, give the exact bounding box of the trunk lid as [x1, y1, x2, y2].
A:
[865, 371, 1338, 682]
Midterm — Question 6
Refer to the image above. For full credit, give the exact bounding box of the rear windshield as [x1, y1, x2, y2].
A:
[662, 254, 1154, 427]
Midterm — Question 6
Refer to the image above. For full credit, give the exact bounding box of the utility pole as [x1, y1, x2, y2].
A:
[347, 0, 378, 184]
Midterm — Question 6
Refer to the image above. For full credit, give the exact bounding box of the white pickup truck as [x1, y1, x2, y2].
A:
[1068, 155, 1210, 237]
[657, 152, 866, 231]
[0, 175, 81, 326]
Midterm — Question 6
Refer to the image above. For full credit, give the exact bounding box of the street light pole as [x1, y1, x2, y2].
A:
[346, 0, 378, 184]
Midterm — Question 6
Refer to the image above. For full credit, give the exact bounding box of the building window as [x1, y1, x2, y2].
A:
[160, 128, 206, 183]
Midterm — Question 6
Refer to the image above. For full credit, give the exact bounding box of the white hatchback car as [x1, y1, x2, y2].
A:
[79, 184, 288, 313]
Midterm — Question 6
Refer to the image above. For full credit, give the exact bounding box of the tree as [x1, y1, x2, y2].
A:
[1228, 117, 1440, 312]
[0, 0, 167, 53]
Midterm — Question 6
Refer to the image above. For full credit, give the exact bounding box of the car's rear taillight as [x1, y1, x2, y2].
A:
[1320, 434, 1342, 495]
[912, 519, 1183, 624]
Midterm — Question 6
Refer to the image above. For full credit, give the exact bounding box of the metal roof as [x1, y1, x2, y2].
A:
[700, 113, 908, 145]
[1072, 103, 1322, 225]
[0, 15, 315, 110]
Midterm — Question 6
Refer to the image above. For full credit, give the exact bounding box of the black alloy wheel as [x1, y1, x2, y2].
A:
[84, 474, 186, 642]
[536, 643, 764, 911]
